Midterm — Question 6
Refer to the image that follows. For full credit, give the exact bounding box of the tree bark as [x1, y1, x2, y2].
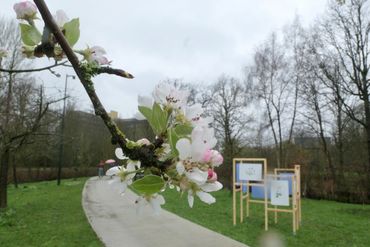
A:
[12, 155, 18, 189]
[0, 148, 10, 209]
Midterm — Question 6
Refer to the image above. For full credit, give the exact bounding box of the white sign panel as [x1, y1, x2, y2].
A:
[270, 180, 289, 206]
[238, 163, 263, 181]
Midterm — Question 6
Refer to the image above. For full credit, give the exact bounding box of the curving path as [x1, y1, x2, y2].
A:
[82, 177, 248, 247]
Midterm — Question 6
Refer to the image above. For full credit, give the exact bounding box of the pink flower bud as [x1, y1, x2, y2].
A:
[210, 150, 223, 167]
[14, 1, 38, 20]
[207, 169, 218, 182]
[202, 149, 212, 163]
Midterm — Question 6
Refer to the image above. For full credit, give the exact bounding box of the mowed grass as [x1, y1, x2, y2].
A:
[163, 189, 370, 247]
[0, 178, 102, 247]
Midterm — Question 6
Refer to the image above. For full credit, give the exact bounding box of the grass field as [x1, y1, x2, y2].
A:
[163, 189, 370, 247]
[1, 178, 369, 247]
[0, 178, 102, 247]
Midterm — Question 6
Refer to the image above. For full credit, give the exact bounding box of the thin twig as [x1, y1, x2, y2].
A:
[0, 60, 69, 73]
[33, 0, 127, 148]
[96, 66, 134, 79]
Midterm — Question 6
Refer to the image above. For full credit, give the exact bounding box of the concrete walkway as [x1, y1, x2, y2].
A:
[82, 177, 248, 247]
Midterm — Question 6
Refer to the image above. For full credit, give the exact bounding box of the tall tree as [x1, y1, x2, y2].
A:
[206, 75, 251, 187]
[319, 0, 370, 194]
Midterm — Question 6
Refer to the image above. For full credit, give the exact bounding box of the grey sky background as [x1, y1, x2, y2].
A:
[1, 0, 327, 118]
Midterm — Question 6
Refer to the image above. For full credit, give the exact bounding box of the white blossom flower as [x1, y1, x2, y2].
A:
[135, 194, 165, 215]
[106, 160, 140, 194]
[80, 46, 110, 65]
[53, 10, 69, 27]
[13, 1, 38, 21]
[184, 104, 212, 127]
[152, 83, 188, 109]
[176, 126, 217, 162]
[186, 180, 222, 208]
[138, 95, 153, 109]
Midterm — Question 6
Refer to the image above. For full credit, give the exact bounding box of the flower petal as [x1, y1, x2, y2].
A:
[115, 148, 127, 160]
[176, 138, 192, 160]
[196, 191, 216, 204]
[106, 166, 121, 176]
[54, 10, 69, 27]
[187, 192, 194, 208]
[186, 168, 208, 185]
[200, 181, 223, 192]
[176, 162, 185, 175]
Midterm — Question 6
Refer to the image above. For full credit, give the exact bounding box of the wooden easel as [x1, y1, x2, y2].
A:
[232, 158, 267, 225]
[264, 165, 301, 234]
[273, 165, 302, 226]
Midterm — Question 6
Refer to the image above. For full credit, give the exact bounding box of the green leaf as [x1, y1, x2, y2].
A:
[138, 106, 158, 134]
[131, 175, 165, 195]
[138, 106, 152, 121]
[138, 104, 168, 135]
[168, 128, 180, 156]
[174, 124, 193, 136]
[152, 103, 168, 134]
[63, 18, 80, 47]
[19, 24, 41, 46]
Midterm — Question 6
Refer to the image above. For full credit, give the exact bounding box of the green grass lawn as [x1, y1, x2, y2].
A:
[1, 179, 369, 247]
[0, 178, 102, 247]
[163, 189, 370, 247]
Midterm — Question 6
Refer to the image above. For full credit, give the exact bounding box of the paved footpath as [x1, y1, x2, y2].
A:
[82, 177, 248, 247]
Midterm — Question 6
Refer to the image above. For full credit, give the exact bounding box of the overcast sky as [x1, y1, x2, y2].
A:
[1, 0, 328, 118]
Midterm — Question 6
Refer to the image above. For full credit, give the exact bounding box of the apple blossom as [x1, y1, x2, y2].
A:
[135, 194, 165, 215]
[176, 126, 217, 162]
[13, 1, 38, 21]
[183, 104, 212, 127]
[79, 46, 110, 65]
[10, 3, 225, 213]
[202, 149, 223, 167]
[152, 83, 188, 109]
[106, 160, 141, 194]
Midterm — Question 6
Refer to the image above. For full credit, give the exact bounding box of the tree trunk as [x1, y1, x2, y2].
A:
[12, 155, 18, 189]
[363, 97, 370, 199]
[0, 148, 10, 209]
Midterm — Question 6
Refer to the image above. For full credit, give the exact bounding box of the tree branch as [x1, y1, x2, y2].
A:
[0, 60, 69, 73]
[34, 0, 127, 150]
[33, 0, 167, 170]
[96, 66, 134, 79]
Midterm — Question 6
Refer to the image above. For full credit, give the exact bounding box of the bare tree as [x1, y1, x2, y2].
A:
[205, 75, 251, 187]
[248, 32, 293, 168]
[0, 18, 54, 208]
[318, 0, 370, 194]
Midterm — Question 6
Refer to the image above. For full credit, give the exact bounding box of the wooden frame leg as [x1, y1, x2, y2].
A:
[233, 186, 236, 225]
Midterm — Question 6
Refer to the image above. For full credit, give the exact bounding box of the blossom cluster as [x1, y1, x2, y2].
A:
[12, 1, 224, 214]
[109, 83, 224, 213]
[13, 1, 109, 65]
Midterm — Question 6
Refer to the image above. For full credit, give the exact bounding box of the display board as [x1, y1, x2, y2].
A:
[232, 158, 267, 225]
[238, 163, 263, 181]
[270, 180, 289, 206]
